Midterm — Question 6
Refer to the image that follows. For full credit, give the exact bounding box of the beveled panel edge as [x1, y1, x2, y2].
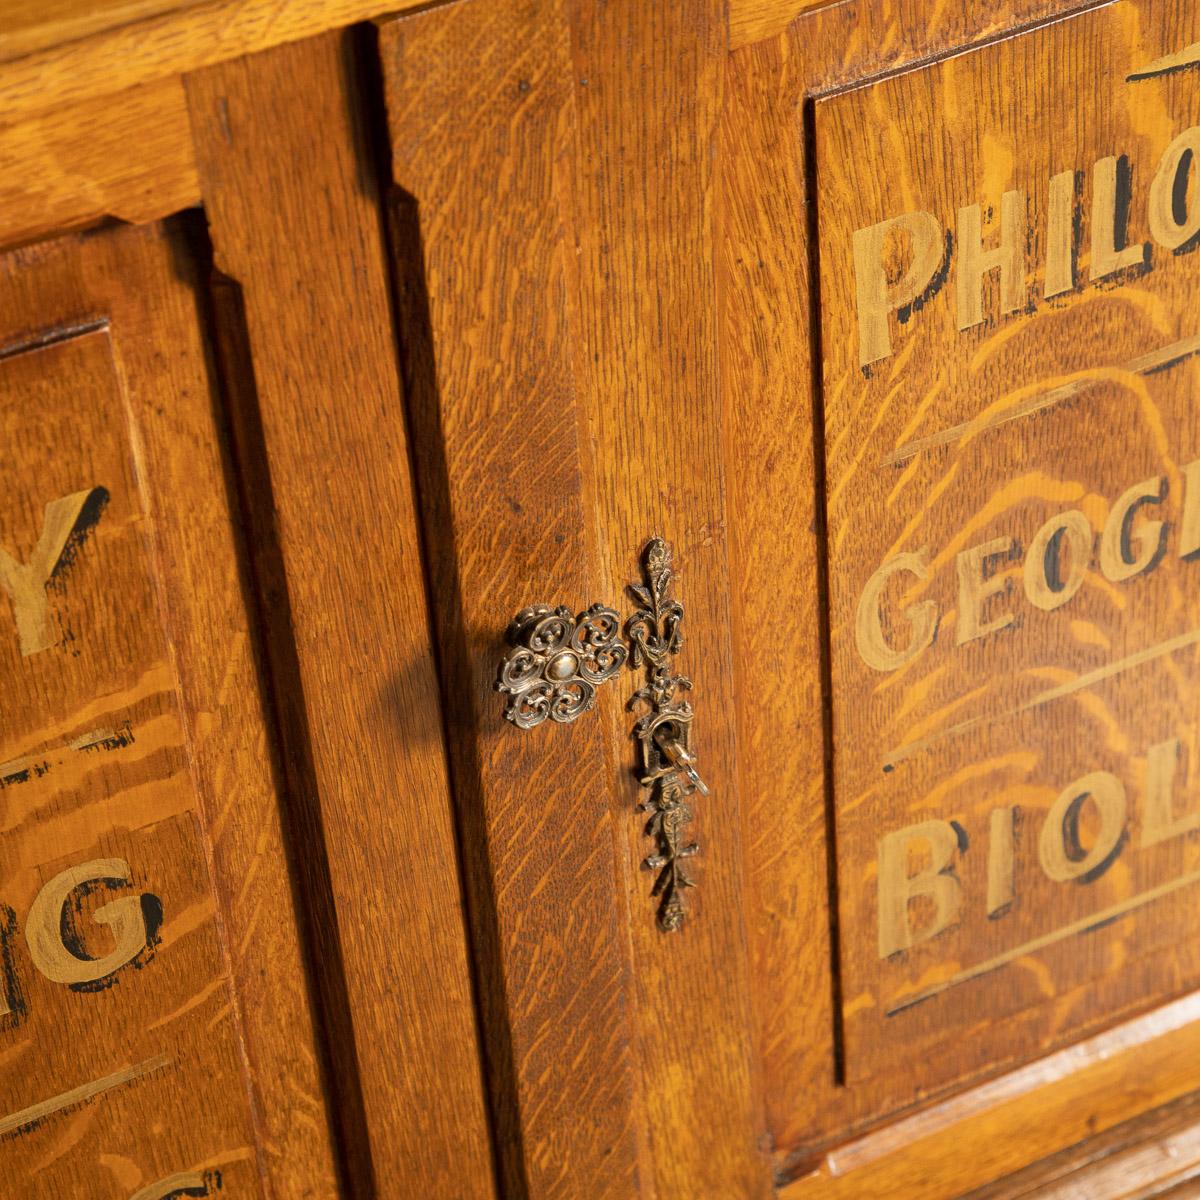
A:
[779, 992, 1200, 1196]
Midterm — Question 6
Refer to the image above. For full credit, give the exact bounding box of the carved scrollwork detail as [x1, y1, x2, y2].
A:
[627, 537, 706, 932]
[496, 603, 627, 729]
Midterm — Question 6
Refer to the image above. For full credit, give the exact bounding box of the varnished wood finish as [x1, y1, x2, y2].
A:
[729, 0, 1109, 54]
[186, 30, 496, 1200]
[720, 0, 1200, 1180]
[0, 0, 206, 62]
[8, 0, 1200, 1196]
[721, 24, 837, 1172]
[0, 221, 339, 1197]
[0, 0, 428, 123]
[781, 994, 1200, 1198]
[95, 221, 342, 1199]
[0, 79, 200, 250]
[729, 0, 828, 52]
[382, 0, 771, 1194]
[380, 4, 644, 1194]
[816, 0, 1200, 1108]
[820, 0, 1200, 1104]
[565, 0, 771, 1194]
[969, 1087, 1200, 1198]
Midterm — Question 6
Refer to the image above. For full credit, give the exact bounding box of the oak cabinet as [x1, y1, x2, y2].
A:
[0, 222, 296, 1200]
[3, 1, 1200, 1198]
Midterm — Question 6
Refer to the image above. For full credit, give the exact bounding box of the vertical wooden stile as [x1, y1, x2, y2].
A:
[378, 3, 646, 1196]
[187, 31, 497, 1200]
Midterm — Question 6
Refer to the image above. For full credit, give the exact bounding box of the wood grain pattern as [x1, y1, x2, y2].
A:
[0, 0, 207, 62]
[565, 0, 773, 1194]
[733, 0, 1108, 68]
[781, 994, 1200, 1198]
[721, 0, 1200, 1178]
[816, 0, 1200, 1102]
[380, 5, 644, 1194]
[186, 30, 496, 1200]
[729, 0, 830, 52]
[967, 1087, 1200, 1198]
[720, 25, 838, 1170]
[0, 79, 200, 251]
[11, 0, 1200, 1195]
[103, 222, 344, 1197]
[0, 0, 428, 124]
[382, 0, 778, 1191]
[0, 222, 334, 1197]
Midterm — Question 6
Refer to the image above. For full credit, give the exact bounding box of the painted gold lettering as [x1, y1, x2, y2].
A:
[853, 212, 946, 368]
[0, 489, 98, 657]
[1023, 510, 1092, 611]
[1045, 170, 1078, 297]
[987, 806, 1016, 917]
[130, 1173, 210, 1200]
[855, 550, 938, 671]
[1141, 739, 1195, 847]
[1149, 126, 1200, 252]
[878, 820, 962, 957]
[956, 190, 1026, 330]
[1100, 475, 1167, 582]
[1038, 772, 1127, 883]
[1091, 154, 1148, 279]
[26, 860, 149, 986]
[956, 535, 1018, 645]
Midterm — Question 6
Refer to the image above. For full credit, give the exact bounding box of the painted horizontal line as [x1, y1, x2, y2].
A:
[129, 1172, 208, 1200]
[882, 626, 1200, 770]
[68, 727, 117, 752]
[0, 1054, 171, 1138]
[881, 333, 1200, 467]
[1128, 41, 1200, 81]
[0, 318, 108, 364]
[886, 867, 1200, 1015]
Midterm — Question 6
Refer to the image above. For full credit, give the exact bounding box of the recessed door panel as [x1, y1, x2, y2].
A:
[0, 222, 339, 1198]
[814, 0, 1200, 1093]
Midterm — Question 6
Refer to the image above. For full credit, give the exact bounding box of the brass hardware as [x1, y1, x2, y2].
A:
[496, 604, 626, 729]
[653, 734, 709, 798]
[495, 538, 704, 930]
[627, 537, 703, 932]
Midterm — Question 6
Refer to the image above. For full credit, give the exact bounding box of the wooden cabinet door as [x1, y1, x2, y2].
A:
[0, 221, 340, 1198]
[731, 0, 1200, 1194]
[184, 29, 497, 1200]
[376, 3, 767, 1197]
[0, 26, 503, 1200]
[369, 0, 1200, 1196]
[10, 1, 1200, 1195]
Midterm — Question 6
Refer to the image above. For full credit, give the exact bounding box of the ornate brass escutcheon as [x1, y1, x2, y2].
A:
[627, 537, 706, 933]
[494, 537, 705, 932]
[495, 603, 626, 729]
